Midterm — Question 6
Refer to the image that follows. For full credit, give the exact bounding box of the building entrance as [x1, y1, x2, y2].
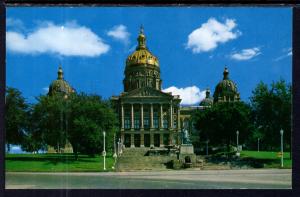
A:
[154, 134, 160, 147]
[144, 134, 150, 147]
[134, 134, 141, 147]
[124, 134, 131, 147]
[163, 134, 169, 146]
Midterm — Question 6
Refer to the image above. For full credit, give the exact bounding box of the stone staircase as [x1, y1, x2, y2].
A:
[116, 148, 176, 171]
[116, 148, 231, 171]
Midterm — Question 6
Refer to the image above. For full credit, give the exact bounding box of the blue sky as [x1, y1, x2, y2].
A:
[6, 7, 292, 105]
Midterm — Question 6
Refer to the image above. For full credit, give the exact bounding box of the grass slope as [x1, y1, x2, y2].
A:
[240, 151, 292, 168]
[6, 153, 115, 172]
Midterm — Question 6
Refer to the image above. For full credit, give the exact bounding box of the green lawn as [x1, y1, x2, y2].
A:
[5, 153, 115, 172]
[240, 151, 292, 169]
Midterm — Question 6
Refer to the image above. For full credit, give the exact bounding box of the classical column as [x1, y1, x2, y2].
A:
[177, 105, 180, 130]
[130, 133, 135, 148]
[121, 103, 124, 130]
[160, 104, 163, 130]
[140, 103, 144, 147]
[131, 103, 134, 130]
[140, 134, 144, 147]
[160, 134, 164, 147]
[140, 103, 144, 130]
[150, 103, 154, 129]
[169, 133, 173, 145]
[169, 102, 173, 129]
[177, 106, 180, 145]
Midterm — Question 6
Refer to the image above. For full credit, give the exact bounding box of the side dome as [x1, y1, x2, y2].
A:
[48, 66, 75, 96]
[213, 67, 240, 103]
[200, 88, 213, 107]
[126, 26, 159, 67]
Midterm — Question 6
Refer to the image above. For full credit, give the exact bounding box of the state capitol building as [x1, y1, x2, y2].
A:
[111, 27, 240, 148]
[48, 26, 241, 150]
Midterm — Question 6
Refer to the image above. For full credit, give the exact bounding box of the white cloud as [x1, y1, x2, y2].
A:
[287, 48, 292, 56]
[230, 47, 261, 61]
[6, 21, 110, 57]
[186, 18, 241, 53]
[274, 47, 292, 61]
[162, 86, 206, 105]
[43, 87, 49, 94]
[107, 25, 130, 44]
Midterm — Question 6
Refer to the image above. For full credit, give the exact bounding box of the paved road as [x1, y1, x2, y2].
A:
[6, 169, 291, 189]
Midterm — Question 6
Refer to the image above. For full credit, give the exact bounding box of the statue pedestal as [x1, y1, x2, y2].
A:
[180, 144, 194, 154]
[179, 144, 196, 165]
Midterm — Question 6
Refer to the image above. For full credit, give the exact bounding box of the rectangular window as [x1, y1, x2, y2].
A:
[173, 119, 177, 129]
[163, 118, 168, 129]
[144, 117, 149, 129]
[153, 111, 159, 128]
[134, 119, 140, 129]
[154, 118, 159, 129]
[124, 117, 130, 129]
[134, 109, 140, 130]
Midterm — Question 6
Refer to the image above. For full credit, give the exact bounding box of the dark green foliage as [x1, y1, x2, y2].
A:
[68, 93, 118, 158]
[5, 87, 29, 151]
[27, 93, 118, 159]
[30, 94, 69, 152]
[193, 101, 252, 152]
[249, 79, 291, 151]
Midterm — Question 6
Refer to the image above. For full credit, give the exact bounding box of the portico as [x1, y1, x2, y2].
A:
[119, 100, 180, 147]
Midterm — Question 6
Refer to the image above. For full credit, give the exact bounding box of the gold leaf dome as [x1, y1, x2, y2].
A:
[126, 26, 159, 67]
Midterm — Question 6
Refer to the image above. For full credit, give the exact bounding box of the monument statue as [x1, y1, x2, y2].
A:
[182, 129, 192, 145]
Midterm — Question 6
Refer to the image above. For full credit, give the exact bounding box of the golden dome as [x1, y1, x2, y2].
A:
[126, 26, 159, 67]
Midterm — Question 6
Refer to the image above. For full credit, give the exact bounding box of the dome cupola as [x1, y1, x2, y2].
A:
[200, 88, 213, 107]
[213, 67, 240, 103]
[48, 66, 75, 97]
[123, 26, 162, 92]
[126, 25, 159, 67]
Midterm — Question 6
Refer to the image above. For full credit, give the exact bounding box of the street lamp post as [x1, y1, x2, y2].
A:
[258, 138, 260, 152]
[236, 130, 240, 156]
[206, 140, 209, 156]
[280, 129, 284, 168]
[112, 133, 117, 170]
[102, 131, 106, 170]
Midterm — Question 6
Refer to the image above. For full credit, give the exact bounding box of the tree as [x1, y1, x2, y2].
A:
[193, 101, 252, 153]
[68, 93, 118, 159]
[5, 87, 29, 152]
[29, 93, 118, 159]
[250, 79, 291, 152]
[30, 94, 69, 152]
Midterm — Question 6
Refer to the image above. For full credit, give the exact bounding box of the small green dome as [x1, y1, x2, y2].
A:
[200, 89, 213, 107]
[48, 66, 75, 96]
[213, 67, 240, 103]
